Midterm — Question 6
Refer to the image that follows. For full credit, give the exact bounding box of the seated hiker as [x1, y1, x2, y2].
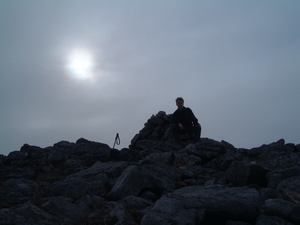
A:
[171, 97, 201, 143]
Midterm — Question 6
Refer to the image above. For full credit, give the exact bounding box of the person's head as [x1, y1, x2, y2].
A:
[175, 97, 184, 109]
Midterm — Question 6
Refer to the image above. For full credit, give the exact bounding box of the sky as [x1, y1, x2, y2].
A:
[1, 1, 299, 156]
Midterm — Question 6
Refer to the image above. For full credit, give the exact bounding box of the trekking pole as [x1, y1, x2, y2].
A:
[112, 133, 120, 149]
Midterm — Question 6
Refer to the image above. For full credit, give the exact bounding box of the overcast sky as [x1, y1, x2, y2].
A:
[1, 1, 299, 156]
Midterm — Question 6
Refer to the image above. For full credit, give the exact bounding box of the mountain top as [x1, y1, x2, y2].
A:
[0, 112, 300, 224]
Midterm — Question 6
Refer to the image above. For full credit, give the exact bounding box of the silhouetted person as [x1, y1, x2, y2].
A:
[172, 97, 201, 143]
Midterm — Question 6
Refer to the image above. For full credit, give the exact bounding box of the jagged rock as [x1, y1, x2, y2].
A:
[1, 178, 41, 204]
[226, 161, 269, 187]
[141, 185, 262, 224]
[0, 112, 299, 224]
[63, 159, 84, 174]
[296, 144, 300, 152]
[135, 139, 180, 152]
[0, 201, 66, 225]
[264, 199, 300, 224]
[204, 150, 243, 171]
[173, 151, 203, 168]
[20, 144, 49, 168]
[118, 195, 153, 211]
[266, 166, 300, 188]
[277, 176, 300, 204]
[186, 138, 226, 160]
[144, 151, 175, 165]
[53, 140, 76, 150]
[258, 151, 300, 170]
[108, 164, 181, 200]
[226, 221, 251, 225]
[47, 150, 67, 165]
[256, 213, 294, 225]
[260, 188, 284, 201]
[41, 196, 92, 222]
[247, 139, 286, 157]
[0, 158, 3, 168]
[57, 162, 128, 198]
[109, 204, 138, 225]
[119, 148, 140, 162]
[4, 151, 28, 166]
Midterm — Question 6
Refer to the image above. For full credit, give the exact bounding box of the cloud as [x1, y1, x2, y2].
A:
[1, 1, 299, 155]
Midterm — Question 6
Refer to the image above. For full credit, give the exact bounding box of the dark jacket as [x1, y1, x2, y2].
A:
[172, 106, 198, 127]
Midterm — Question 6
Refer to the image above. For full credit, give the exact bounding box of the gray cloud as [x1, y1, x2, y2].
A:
[1, 1, 299, 155]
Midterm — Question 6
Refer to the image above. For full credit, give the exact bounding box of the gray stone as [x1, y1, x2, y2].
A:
[266, 166, 300, 188]
[41, 196, 91, 222]
[187, 138, 226, 159]
[108, 164, 180, 200]
[226, 161, 269, 187]
[264, 199, 300, 224]
[145, 185, 262, 224]
[2, 178, 41, 204]
[47, 150, 67, 164]
[0, 202, 66, 225]
[4, 151, 28, 165]
[226, 221, 251, 225]
[256, 213, 294, 225]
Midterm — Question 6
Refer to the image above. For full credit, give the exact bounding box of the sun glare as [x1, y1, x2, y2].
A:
[66, 50, 95, 80]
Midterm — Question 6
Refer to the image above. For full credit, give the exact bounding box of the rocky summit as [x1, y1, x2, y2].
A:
[1, 111, 300, 225]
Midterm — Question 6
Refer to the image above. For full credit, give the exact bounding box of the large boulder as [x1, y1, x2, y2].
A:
[41, 196, 93, 223]
[108, 164, 181, 200]
[277, 176, 300, 205]
[263, 199, 300, 224]
[185, 138, 226, 160]
[0, 201, 65, 225]
[226, 161, 269, 187]
[141, 185, 263, 224]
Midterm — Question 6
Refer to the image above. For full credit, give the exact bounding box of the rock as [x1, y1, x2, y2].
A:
[226, 161, 269, 187]
[142, 185, 262, 224]
[204, 151, 243, 171]
[119, 148, 140, 162]
[226, 221, 251, 225]
[266, 166, 300, 188]
[173, 152, 203, 168]
[0, 112, 299, 225]
[108, 204, 138, 225]
[46, 162, 112, 199]
[186, 138, 226, 160]
[41, 196, 92, 222]
[277, 176, 300, 204]
[108, 164, 181, 200]
[108, 165, 151, 200]
[135, 139, 178, 152]
[256, 213, 294, 225]
[296, 144, 300, 152]
[4, 151, 28, 166]
[63, 159, 84, 174]
[47, 150, 67, 164]
[0, 201, 65, 225]
[264, 199, 300, 224]
[118, 195, 153, 211]
[1, 178, 41, 204]
[260, 188, 284, 201]
[53, 140, 76, 150]
[144, 151, 175, 165]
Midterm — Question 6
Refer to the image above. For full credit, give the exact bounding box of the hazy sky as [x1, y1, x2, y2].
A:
[1, 1, 299, 156]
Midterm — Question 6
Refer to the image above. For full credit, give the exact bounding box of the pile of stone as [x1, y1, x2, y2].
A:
[0, 112, 300, 224]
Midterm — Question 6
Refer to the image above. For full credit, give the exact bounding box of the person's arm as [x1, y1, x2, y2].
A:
[172, 111, 184, 129]
[188, 108, 198, 125]
[171, 111, 178, 124]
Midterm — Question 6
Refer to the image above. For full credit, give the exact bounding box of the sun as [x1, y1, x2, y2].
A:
[66, 50, 94, 80]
